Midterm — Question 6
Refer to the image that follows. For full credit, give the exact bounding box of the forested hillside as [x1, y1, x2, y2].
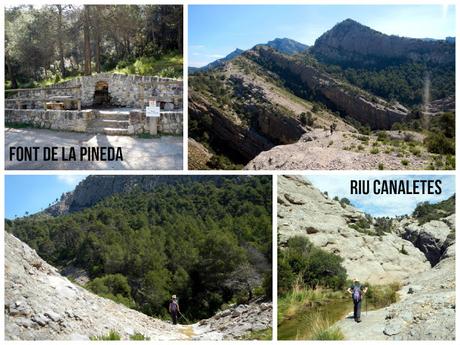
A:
[5, 5, 183, 88]
[310, 19, 455, 107]
[5, 176, 272, 321]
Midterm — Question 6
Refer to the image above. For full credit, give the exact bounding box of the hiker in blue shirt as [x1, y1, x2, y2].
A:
[169, 295, 180, 325]
[347, 278, 368, 323]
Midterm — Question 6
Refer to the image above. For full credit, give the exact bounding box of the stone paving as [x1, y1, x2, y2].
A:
[5, 128, 183, 170]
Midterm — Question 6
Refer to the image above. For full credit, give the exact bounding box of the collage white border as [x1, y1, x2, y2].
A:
[1, 0, 459, 343]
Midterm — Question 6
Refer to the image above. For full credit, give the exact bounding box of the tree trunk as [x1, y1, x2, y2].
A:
[57, 5, 66, 78]
[6, 57, 18, 89]
[94, 6, 101, 73]
[178, 12, 182, 53]
[83, 5, 92, 76]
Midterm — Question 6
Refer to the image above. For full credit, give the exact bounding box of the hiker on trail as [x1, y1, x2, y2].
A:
[347, 278, 368, 323]
[330, 123, 336, 135]
[169, 295, 180, 325]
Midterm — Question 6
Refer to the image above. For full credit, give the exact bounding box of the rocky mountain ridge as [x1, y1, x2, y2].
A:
[191, 37, 308, 74]
[264, 37, 308, 55]
[43, 175, 242, 216]
[311, 18, 455, 67]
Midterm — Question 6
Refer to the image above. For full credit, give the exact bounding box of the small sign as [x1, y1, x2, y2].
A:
[146, 106, 161, 117]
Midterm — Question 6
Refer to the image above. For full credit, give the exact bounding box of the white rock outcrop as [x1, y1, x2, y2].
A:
[278, 175, 431, 284]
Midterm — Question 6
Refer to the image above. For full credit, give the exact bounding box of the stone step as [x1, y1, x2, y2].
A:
[95, 111, 130, 121]
[87, 127, 129, 136]
[92, 119, 130, 129]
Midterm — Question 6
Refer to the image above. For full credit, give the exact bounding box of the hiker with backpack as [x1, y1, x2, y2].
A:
[347, 278, 368, 323]
[169, 295, 180, 325]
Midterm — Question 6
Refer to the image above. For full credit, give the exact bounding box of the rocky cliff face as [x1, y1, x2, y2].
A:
[278, 176, 434, 284]
[44, 175, 237, 216]
[311, 19, 455, 67]
[189, 79, 307, 164]
[248, 46, 408, 130]
[397, 215, 454, 266]
[189, 93, 275, 162]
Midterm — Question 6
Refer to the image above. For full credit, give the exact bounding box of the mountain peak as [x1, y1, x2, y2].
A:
[265, 37, 308, 55]
[312, 18, 455, 66]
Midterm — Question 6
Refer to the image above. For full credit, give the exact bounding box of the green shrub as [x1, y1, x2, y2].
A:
[399, 244, 408, 255]
[313, 327, 344, 340]
[311, 104, 320, 113]
[90, 330, 121, 340]
[339, 198, 351, 208]
[378, 163, 384, 170]
[413, 196, 455, 224]
[401, 159, 409, 166]
[377, 131, 388, 142]
[278, 236, 347, 292]
[370, 148, 379, 154]
[129, 333, 150, 340]
[86, 274, 135, 308]
[300, 112, 315, 126]
[366, 282, 400, 309]
[424, 132, 455, 155]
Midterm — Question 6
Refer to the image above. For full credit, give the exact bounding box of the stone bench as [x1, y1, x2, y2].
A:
[6, 97, 81, 110]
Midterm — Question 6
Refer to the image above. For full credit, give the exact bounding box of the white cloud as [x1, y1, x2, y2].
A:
[56, 175, 86, 187]
[306, 175, 455, 217]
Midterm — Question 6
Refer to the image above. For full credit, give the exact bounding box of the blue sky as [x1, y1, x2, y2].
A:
[307, 175, 455, 217]
[5, 175, 87, 219]
[189, 4, 456, 67]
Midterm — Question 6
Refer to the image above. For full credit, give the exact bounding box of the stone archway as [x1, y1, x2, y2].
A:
[93, 81, 110, 106]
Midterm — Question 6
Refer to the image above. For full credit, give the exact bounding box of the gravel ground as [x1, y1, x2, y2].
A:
[5, 128, 183, 170]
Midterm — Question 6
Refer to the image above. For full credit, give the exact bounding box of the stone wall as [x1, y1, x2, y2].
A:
[5, 109, 93, 132]
[5, 74, 183, 135]
[50, 73, 182, 109]
[5, 73, 183, 110]
[158, 112, 183, 135]
[5, 109, 183, 135]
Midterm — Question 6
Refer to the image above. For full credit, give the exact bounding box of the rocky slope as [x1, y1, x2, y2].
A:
[278, 176, 433, 283]
[192, 302, 272, 340]
[195, 48, 244, 73]
[5, 232, 273, 340]
[248, 46, 408, 130]
[245, 129, 431, 170]
[4, 232, 187, 340]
